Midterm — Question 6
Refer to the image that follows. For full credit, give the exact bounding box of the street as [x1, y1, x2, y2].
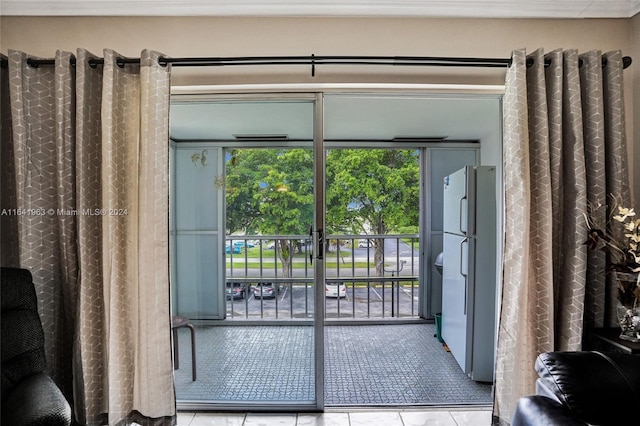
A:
[227, 238, 420, 278]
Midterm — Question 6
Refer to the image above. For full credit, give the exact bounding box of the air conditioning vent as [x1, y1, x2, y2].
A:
[233, 134, 290, 141]
[391, 136, 448, 142]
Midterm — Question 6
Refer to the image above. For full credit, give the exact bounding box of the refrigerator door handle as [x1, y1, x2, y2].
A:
[459, 196, 467, 235]
[460, 237, 468, 315]
[459, 237, 468, 277]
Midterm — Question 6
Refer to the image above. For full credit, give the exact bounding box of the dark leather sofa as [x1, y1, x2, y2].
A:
[1, 267, 72, 426]
[512, 351, 640, 426]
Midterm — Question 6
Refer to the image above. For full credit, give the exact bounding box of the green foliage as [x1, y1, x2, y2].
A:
[225, 149, 263, 234]
[226, 148, 314, 235]
[394, 225, 419, 234]
[325, 149, 419, 235]
[226, 147, 419, 277]
[226, 148, 419, 236]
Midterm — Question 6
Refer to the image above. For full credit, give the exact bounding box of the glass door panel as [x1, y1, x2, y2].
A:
[170, 97, 321, 410]
[222, 146, 317, 406]
[225, 147, 315, 320]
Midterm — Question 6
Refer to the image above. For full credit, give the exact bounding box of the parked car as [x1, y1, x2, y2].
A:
[232, 240, 255, 248]
[252, 282, 278, 299]
[225, 244, 241, 254]
[358, 239, 373, 248]
[325, 283, 347, 298]
[226, 282, 247, 299]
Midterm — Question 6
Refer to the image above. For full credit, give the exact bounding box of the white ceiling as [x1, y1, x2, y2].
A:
[2, 0, 639, 18]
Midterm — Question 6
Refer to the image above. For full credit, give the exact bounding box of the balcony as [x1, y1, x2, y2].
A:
[173, 234, 494, 407]
[173, 322, 493, 405]
[225, 234, 420, 321]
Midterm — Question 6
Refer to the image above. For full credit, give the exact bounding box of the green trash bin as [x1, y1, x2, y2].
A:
[434, 313, 444, 343]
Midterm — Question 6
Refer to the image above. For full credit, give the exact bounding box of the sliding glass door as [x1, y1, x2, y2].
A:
[170, 95, 325, 410]
[168, 91, 502, 410]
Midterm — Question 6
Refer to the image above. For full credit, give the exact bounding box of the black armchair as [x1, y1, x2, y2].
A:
[1, 267, 72, 426]
[512, 351, 640, 426]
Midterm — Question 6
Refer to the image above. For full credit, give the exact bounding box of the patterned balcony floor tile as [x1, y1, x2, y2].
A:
[174, 324, 492, 405]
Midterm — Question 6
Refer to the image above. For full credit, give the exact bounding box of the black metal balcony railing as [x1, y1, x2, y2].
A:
[225, 235, 420, 320]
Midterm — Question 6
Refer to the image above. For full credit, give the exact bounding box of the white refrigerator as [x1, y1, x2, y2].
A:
[441, 166, 497, 383]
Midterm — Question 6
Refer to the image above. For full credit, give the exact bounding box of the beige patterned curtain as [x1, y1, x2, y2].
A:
[493, 48, 631, 424]
[2, 50, 78, 403]
[1, 49, 175, 425]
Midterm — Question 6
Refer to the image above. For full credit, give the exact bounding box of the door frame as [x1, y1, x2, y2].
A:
[170, 88, 503, 411]
[313, 92, 326, 410]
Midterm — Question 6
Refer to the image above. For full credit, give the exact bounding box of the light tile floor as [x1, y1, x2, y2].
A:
[177, 408, 494, 426]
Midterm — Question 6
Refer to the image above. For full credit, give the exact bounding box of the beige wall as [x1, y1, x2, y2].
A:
[1, 15, 638, 196]
[0, 17, 634, 84]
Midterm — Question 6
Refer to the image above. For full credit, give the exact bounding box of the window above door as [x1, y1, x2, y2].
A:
[170, 99, 315, 141]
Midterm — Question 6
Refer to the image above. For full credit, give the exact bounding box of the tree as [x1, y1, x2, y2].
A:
[226, 148, 314, 277]
[225, 149, 263, 235]
[226, 148, 420, 278]
[325, 149, 419, 276]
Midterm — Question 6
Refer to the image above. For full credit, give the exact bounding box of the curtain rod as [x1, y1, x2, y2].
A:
[0, 54, 633, 74]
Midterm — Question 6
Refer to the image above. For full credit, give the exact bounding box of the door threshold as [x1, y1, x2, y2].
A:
[325, 318, 431, 326]
[177, 401, 319, 412]
[190, 318, 431, 326]
[325, 403, 493, 411]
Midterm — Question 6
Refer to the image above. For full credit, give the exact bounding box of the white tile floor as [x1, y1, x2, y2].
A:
[177, 408, 493, 426]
